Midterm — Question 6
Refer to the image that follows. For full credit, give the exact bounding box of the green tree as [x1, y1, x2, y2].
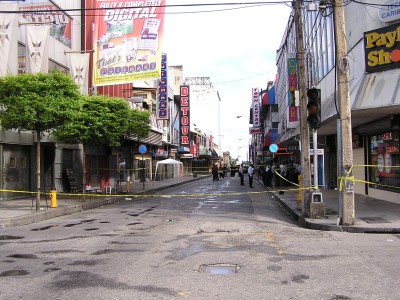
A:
[53, 95, 150, 191]
[126, 108, 151, 141]
[0, 72, 82, 211]
[54, 95, 150, 146]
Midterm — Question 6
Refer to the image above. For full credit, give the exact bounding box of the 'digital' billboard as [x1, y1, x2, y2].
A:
[93, 0, 166, 86]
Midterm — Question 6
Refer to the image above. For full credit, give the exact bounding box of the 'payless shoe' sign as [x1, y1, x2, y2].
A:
[364, 23, 400, 73]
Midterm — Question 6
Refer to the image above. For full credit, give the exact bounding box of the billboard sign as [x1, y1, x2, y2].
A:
[93, 0, 166, 85]
[180, 85, 190, 147]
[19, 0, 72, 48]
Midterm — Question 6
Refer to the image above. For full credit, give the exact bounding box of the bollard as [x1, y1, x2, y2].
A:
[50, 188, 58, 208]
[297, 175, 302, 208]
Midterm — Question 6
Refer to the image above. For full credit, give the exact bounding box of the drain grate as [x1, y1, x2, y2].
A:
[199, 264, 239, 275]
[359, 217, 390, 224]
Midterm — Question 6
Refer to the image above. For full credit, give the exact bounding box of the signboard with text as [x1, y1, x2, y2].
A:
[92, 0, 166, 85]
[180, 85, 190, 147]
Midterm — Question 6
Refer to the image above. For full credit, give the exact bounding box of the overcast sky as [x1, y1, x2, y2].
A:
[162, 1, 292, 160]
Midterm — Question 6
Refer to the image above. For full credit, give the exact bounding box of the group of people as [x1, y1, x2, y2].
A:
[211, 160, 301, 189]
[236, 160, 301, 189]
[238, 163, 255, 188]
[212, 164, 228, 181]
[262, 160, 301, 188]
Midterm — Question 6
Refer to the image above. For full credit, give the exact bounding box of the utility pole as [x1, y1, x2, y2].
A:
[294, 0, 312, 217]
[334, 0, 355, 225]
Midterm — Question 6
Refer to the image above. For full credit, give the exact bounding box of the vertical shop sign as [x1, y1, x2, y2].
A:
[93, 0, 166, 85]
[252, 88, 260, 127]
[180, 85, 190, 146]
[288, 58, 297, 91]
[157, 53, 168, 119]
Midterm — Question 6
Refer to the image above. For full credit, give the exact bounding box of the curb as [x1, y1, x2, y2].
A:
[1, 175, 209, 227]
[256, 178, 400, 234]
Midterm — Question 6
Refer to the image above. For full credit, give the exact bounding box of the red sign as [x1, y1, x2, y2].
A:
[249, 127, 263, 134]
[180, 85, 190, 146]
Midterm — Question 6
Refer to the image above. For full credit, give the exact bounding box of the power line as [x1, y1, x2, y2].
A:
[3, 1, 295, 14]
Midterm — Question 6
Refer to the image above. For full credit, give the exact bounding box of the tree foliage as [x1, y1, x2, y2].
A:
[53, 95, 150, 147]
[0, 72, 81, 133]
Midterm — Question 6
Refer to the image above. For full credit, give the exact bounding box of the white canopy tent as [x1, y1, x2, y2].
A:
[154, 158, 183, 180]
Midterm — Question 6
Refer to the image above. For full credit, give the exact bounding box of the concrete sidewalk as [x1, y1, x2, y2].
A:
[0, 175, 209, 227]
[255, 178, 400, 233]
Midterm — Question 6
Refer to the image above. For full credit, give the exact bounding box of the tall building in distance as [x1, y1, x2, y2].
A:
[184, 77, 221, 155]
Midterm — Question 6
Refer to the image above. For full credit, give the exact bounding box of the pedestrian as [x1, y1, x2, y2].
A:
[248, 163, 254, 188]
[219, 166, 225, 179]
[212, 164, 219, 181]
[258, 165, 263, 180]
[265, 164, 272, 188]
[239, 164, 245, 185]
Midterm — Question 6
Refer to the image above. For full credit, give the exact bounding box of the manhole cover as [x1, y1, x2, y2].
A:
[199, 264, 239, 275]
[359, 217, 390, 224]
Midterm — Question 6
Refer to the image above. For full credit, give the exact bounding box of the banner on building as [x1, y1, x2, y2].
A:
[288, 106, 299, 122]
[92, 0, 166, 86]
[157, 53, 168, 119]
[26, 25, 50, 74]
[19, 0, 72, 48]
[252, 88, 260, 127]
[180, 85, 190, 147]
[0, 3, 18, 76]
[288, 58, 297, 91]
[68, 53, 90, 95]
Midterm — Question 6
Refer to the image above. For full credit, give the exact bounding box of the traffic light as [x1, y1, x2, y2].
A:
[306, 88, 321, 129]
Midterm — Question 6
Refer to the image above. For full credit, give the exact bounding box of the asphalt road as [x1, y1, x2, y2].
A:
[0, 176, 399, 300]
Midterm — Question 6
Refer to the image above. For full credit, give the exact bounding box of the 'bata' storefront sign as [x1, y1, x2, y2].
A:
[180, 85, 190, 146]
[364, 23, 400, 73]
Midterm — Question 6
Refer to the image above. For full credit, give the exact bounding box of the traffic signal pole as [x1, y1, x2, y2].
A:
[334, 0, 355, 225]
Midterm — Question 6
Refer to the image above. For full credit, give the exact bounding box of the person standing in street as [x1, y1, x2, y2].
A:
[239, 164, 245, 186]
[248, 164, 254, 188]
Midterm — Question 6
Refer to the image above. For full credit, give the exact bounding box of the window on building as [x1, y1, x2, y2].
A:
[20, 157, 26, 169]
[9, 157, 16, 168]
[369, 130, 400, 193]
[304, 8, 335, 84]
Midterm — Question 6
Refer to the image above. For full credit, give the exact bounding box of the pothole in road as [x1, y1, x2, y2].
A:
[64, 223, 83, 228]
[197, 228, 239, 234]
[0, 270, 30, 276]
[84, 228, 99, 231]
[7, 254, 38, 259]
[267, 265, 282, 271]
[44, 268, 61, 273]
[199, 264, 239, 275]
[0, 235, 24, 240]
[127, 222, 142, 226]
[31, 225, 58, 231]
[80, 219, 97, 223]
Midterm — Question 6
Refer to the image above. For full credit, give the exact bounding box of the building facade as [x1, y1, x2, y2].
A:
[275, 1, 400, 203]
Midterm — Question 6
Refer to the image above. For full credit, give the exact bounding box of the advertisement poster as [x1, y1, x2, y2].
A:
[19, 0, 72, 48]
[93, 0, 166, 86]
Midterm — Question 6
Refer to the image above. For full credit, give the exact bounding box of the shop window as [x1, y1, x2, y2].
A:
[369, 131, 400, 193]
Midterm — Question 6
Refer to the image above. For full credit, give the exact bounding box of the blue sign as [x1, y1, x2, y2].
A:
[269, 143, 278, 153]
[139, 144, 147, 154]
